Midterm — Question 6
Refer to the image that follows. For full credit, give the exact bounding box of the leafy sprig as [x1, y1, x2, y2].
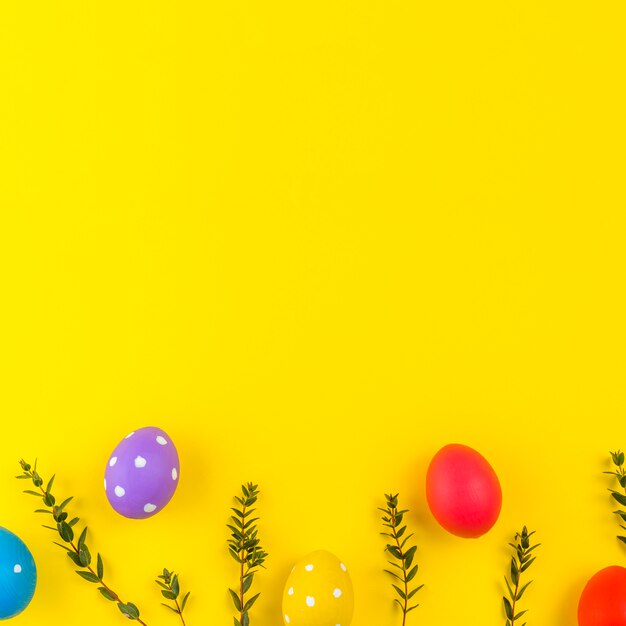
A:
[605, 450, 626, 545]
[17, 459, 146, 623]
[503, 526, 539, 626]
[379, 493, 423, 625]
[156, 568, 190, 626]
[227, 483, 268, 626]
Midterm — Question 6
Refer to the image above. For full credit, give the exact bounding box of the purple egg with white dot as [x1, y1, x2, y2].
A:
[104, 427, 180, 519]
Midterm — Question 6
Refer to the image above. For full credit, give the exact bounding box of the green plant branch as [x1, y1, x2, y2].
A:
[227, 483, 268, 626]
[503, 526, 539, 626]
[605, 450, 626, 545]
[17, 459, 147, 623]
[155, 568, 190, 626]
[379, 493, 422, 625]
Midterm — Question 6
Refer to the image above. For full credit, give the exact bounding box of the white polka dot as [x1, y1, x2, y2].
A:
[125, 431, 135, 439]
[305, 564, 314, 571]
[104, 479, 107, 491]
[13, 564, 22, 574]
[144, 503, 157, 513]
[306, 596, 315, 607]
[134, 456, 147, 468]
[156, 436, 168, 445]
[333, 588, 343, 598]
[109, 457, 117, 467]
[284, 615, 290, 624]
[287, 587, 294, 596]
[114, 486, 125, 497]
[340, 562, 347, 571]
[172, 468, 178, 480]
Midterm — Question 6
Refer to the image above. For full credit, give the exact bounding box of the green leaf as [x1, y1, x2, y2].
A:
[244, 592, 260, 612]
[46, 475, 55, 494]
[384, 569, 402, 581]
[161, 590, 177, 600]
[97, 553, 104, 580]
[516, 580, 533, 601]
[504, 597, 513, 620]
[77, 527, 88, 550]
[392, 584, 406, 600]
[405, 565, 419, 583]
[387, 546, 402, 560]
[243, 573, 254, 593]
[78, 544, 91, 567]
[181, 591, 190, 612]
[118, 602, 140, 620]
[404, 545, 417, 569]
[611, 490, 626, 506]
[58, 522, 74, 542]
[510, 558, 519, 586]
[98, 587, 117, 601]
[67, 551, 82, 567]
[75, 570, 100, 583]
[58, 496, 73, 511]
[229, 588, 242, 611]
[504, 576, 515, 601]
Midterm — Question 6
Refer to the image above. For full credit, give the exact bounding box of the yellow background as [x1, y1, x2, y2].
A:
[1, 2, 625, 625]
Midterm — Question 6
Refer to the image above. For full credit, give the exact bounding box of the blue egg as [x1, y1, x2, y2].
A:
[0, 528, 37, 620]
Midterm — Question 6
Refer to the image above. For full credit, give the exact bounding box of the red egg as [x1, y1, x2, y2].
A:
[425, 443, 502, 538]
[578, 566, 626, 626]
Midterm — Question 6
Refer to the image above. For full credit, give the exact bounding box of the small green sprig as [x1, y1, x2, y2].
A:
[156, 568, 190, 626]
[17, 459, 147, 623]
[379, 493, 423, 625]
[605, 450, 626, 545]
[503, 526, 539, 626]
[227, 483, 268, 626]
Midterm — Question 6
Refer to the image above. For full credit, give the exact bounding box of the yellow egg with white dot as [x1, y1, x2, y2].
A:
[282, 550, 354, 626]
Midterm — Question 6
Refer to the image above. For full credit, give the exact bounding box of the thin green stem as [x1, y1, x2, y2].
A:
[509, 560, 521, 626]
[20, 462, 148, 626]
[174, 596, 186, 626]
[390, 505, 408, 626]
[239, 500, 248, 626]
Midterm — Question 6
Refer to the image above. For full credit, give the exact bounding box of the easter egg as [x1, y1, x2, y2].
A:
[104, 426, 180, 519]
[578, 566, 626, 626]
[0, 527, 37, 619]
[426, 443, 502, 538]
[282, 550, 354, 626]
